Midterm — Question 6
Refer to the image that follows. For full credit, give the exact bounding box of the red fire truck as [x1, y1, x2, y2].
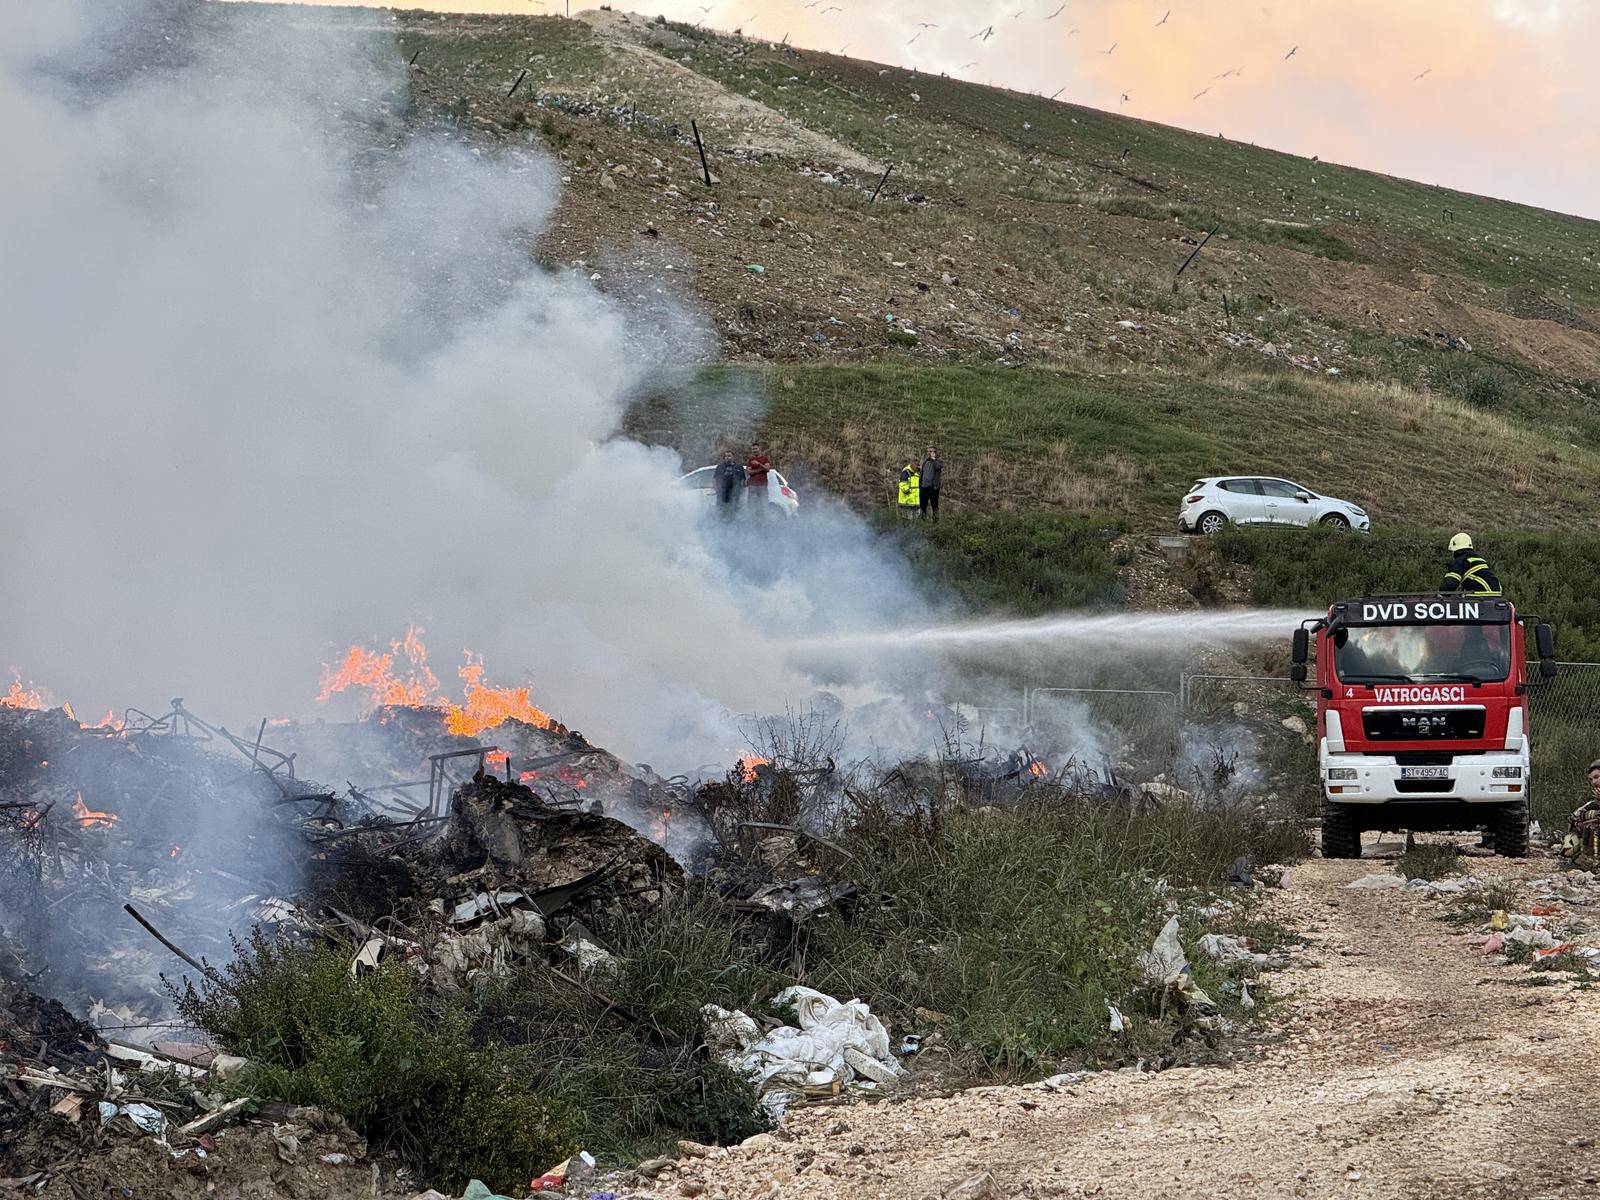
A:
[1290, 595, 1557, 859]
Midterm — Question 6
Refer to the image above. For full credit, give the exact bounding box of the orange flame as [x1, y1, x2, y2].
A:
[1028, 760, 1049, 779]
[485, 750, 509, 768]
[444, 653, 552, 738]
[317, 628, 553, 737]
[72, 792, 118, 829]
[1, 676, 47, 710]
[736, 753, 770, 784]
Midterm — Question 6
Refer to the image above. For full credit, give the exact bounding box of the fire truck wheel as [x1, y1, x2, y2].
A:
[1320, 798, 1362, 859]
[1491, 802, 1530, 858]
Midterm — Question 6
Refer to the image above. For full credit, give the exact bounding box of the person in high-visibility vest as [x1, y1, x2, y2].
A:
[1441, 533, 1502, 597]
[897, 462, 920, 518]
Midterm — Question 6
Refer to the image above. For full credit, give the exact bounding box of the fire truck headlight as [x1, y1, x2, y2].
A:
[1492, 766, 1523, 779]
[1326, 768, 1358, 781]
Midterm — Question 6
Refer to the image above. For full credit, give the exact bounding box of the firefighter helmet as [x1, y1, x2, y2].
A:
[1448, 532, 1474, 553]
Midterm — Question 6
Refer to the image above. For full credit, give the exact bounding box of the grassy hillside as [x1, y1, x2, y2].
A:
[255, 6, 1600, 593]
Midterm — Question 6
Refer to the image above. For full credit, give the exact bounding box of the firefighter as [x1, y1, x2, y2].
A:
[1561, 760, 1600, 862]
[897, 461, 920, 519]
[1440, 533, 1502, 597]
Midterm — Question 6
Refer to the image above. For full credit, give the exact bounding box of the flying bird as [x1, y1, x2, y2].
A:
[1050, 85, 1065, 98]
[1155, 9, 1170, 26]
[1045, 4, 1066, 18]
[1192, 86, 1210, 99]
[1068, 27, 1079, 35]
[908, 30, 923, 44]
[1213, 66, 1240, 79]
[962, 60, 978, 68]
[916, 20, 938, 27]
[820, 4, 841, 12]
[1102, 41, 1116, 54]
[971, 24, 995, 40]
[1414, 68, 1431, 81]
[1284, 45, 1298, 60]
[1119, 91, 1131, 103]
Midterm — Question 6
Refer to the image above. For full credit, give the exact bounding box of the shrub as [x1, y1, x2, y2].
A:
[171, 931, 577, 1195]
[808, 790, 1304, 1068]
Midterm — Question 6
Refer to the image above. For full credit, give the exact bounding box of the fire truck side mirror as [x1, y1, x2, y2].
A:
[1290, 629, 1309, 682]
[1535, 623, 1556, 662]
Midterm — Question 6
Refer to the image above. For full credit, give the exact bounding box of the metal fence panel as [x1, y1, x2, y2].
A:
[1528, 662, 1600, 816]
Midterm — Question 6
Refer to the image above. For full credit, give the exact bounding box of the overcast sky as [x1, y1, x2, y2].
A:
[303, 0, 1600, 221]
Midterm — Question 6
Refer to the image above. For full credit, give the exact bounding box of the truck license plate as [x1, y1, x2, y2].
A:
[1400, 766, 1449, 780]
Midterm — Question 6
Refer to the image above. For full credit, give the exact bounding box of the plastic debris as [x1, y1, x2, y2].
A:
[1507, 926, 1557, 950]
[1240, 981, 1256, 1010]
[530, 1150, 596, 1192]
[703, 986, 901, 1114]
[1197, 933, 1270, 966]
[745, 263, 766, 274]
[1224, 856, 1255, 887]
[1136, 917, 1220, 1019]
[1345, 874, 1406, 890]
[462, 1182, 515, 1200]
[1107, 1002, 1127, 1033]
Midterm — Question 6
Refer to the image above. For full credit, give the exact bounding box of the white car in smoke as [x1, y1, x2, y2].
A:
[679, 466, 801, 515]
[1179, 476, 1370, 535]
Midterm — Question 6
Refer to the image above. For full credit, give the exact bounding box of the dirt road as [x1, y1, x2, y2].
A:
[669, 848, 1600, 1200]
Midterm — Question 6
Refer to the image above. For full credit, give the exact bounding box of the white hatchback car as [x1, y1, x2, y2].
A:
[1179, 476, 1369, 535]
[679, 465, 801, 515]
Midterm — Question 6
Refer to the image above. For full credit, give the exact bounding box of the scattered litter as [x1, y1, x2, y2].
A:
[1197, 933, 1271, 966]
[1508, 926, 1558, 950]
[745, 263, 766, 273]
[1345, 874, 1405, 890]
[530, 1150, 596, 1192]
[1136, 917, 1220, 1020]
[1225, 856, 1255, 887]
[703, 986, 900, 1113]
[1107, 1002, 1127, 1033]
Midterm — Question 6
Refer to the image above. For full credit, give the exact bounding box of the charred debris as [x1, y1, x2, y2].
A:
[0, 696, 1265, 1188]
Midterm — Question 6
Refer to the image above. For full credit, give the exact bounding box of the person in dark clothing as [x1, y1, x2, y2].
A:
[919, 446, 943, 521]
[1441, 533, 1502, 597]
[713, 450, 746, 509]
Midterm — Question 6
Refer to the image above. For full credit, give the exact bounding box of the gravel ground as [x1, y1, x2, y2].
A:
[650, 844, 1600, 1200]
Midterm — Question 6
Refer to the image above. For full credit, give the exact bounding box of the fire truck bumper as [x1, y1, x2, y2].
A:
[1319, 747, 1530, 805]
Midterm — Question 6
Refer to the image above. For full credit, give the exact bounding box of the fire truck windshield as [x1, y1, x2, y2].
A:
[1333, 622, 1511, 684]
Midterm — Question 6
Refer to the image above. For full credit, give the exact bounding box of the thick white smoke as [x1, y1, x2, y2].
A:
[0, 0, 946, 769]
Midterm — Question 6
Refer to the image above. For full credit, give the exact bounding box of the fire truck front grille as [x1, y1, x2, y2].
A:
[1362, 707, 1486, 742]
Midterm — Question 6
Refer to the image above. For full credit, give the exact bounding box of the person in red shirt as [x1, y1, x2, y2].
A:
[745, 442, 772, 511]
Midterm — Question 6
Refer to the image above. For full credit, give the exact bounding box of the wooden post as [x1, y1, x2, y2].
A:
[692, 120, 713, 186]
[408, 48, 421, 66]
[870, 162, 894, 202]
[1222, 293, 1232, 327]
[1175, 223, 1220, 278]
[506, 68, 529, 99]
